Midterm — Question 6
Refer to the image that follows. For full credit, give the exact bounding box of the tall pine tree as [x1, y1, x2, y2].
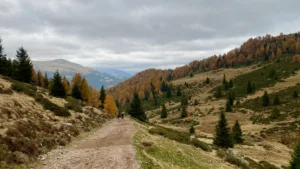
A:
[232, 120, 243, 144]
[72, 83, 81, 100]
[80, 78, 89, 102]
[225, 100, 232, 112]
[213, 112, 234, 148]
[290, 142, 300, 169]
[15, 47, 33, 83]
[161, 104, 168, 118]
[181, 105, 188, 118]
[127, 93, 147, 122]
[176, 86, 182, 96]
[43, 73, 49, 89]
[51, 70, 66, 97]
[0, 37, 7, 75]
[99, 85, 106, 109]
[262, 91, 270, 106]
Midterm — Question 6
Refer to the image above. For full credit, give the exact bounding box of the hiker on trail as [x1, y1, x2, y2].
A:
[121, 112, 124, 119]
[117, 112, 121, 119]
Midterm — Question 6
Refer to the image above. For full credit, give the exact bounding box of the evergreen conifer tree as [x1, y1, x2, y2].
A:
[232, 120, 243, 144]
[189, 125, 195, 135]
[215, 86, 222, 98]
[43, 73, 49, 89]
[290, 142, 300, 169]
[161, 104, 168, 118]
[206, 77, 210, 84]
[127, 93, 147, 122]
[293, 91, 298, 98]
[176, 86, 182, 96]
[247, 81, 253, 94]
[228, 92, 234, 106]
[226, 100, 232, 112]
[190, 73, 194, 77]
[224, 81, 229, 90]
[37, 70, 44, 87]
[51, 70, 66, 97]
[229, 79, 233, 88]
[223, 74, 226, 85]
[181, 105, 188, 118]
[72, 83, 81, 100]
[273, 95, 280, 105]
[181, 95, 188, 106]
[15, 47, 33, 83]
[262, 91, 270, 106]
[165, 84, 172, 98]
[99, 85, 106, 109]
[213, 112, 234, 148]
[150, 82, 158, 105]
[0, 37, 7, 75]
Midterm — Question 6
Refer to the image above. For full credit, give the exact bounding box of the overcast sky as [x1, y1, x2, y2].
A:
[0, 0, 300, 74]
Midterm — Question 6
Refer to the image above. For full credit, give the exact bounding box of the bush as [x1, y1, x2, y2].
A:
[11, 81, 37, 97]
[189, 125, 195, 135]
[0, 87, 13, 95]
[41, 98, 71, 117]
[259, 160, 278, 169]
[190, 138, 211, 152]
[149, 126, 190, 144]
[65, 98, 83, 112]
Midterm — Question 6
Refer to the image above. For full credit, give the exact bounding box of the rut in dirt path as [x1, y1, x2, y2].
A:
[41, 118, 140, 169]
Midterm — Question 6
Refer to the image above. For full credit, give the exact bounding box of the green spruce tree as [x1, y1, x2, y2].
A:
[176, 86, 182, 96]
[181, 105, 188, 118]
[215, 86, 222, 98]
[165, 84, 172, 98]
[213, 112, 234, 148]
[273, 95, 280, 105]
[15, 47, 33, 83]
[247, 81, 253, 94]
[72, 83, 82, 100]
[226, 100, 232, 112]
[189, 125, 195, 135]
[99, 85, 106, 109]
[262, 91, 270, 106]
[160, 104, 168, 118]
[232, 120, 243, 144]
[206, 77, 210, 84]
[290, 142, 300, 169]
[229, 79, 233, 88]
[0, 37, 7, 75]
[43, 73, 49, 89]
[293, 91, 298, 98]
[127, 93, 147, 122]
[223, 74, 226, 85]
[50, 70, 66, 97]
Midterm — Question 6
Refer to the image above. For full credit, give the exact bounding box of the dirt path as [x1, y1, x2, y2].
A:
[40, 118, 140, 169]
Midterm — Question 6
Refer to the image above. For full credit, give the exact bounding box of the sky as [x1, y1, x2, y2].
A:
[0, 0, 300, 74]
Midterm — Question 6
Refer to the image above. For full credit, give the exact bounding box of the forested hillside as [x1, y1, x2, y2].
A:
[109, 32, 300, 104]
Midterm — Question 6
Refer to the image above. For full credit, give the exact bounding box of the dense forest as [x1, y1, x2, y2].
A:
[108, 32, 300, 104]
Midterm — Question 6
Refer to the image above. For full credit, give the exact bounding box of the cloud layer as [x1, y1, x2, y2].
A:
[1, 0, 300, 73]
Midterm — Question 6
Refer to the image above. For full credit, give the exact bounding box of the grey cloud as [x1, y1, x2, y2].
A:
[1, 0, 300, 73]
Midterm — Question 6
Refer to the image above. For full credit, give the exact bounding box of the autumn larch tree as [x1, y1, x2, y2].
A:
[127, 93, 147, 122]
[31, 68, 38, 85]
[80, 78, 89, 102]
[104, 94, 118, 115]
[213, 112, 234, 148]
[99, 85, 106, 109]
[15, 47, 33, 83]
[232, 120, 243, 144]
[160, 103, 167, 118]
[51, 70, 66, 97]
[262, 91, 270, 106]
[37, 70, 44, 87]
[150, 82, 158, 105]
[290, 142, 300, 169]
[62, 76, 70, 95]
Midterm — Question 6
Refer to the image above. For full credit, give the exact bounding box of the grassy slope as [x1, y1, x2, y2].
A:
[211, 56, 299, 98]
[134, 122, 234, 169]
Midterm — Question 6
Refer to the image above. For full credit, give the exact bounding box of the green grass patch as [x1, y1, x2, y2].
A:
[65, 97, 83, 112]
[34, 95, 71, 117]
[11, 81, 37, 97]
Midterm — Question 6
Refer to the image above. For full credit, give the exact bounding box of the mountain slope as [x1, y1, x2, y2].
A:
[93, 68, 132, 78]
[33, 59, 127, 88]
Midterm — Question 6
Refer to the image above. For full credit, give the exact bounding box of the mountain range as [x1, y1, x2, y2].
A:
[33, 59, 131, 89]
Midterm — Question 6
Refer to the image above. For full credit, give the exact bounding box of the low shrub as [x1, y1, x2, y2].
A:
[65, 98, 83, 112]
[0, 87, 13, 95]
[42, 98, 71, 117]
[149, 126, 190, 144]
[11, 81, 37, 97]
[190, 138, 211, 152]
[259, 160, 279, 169]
